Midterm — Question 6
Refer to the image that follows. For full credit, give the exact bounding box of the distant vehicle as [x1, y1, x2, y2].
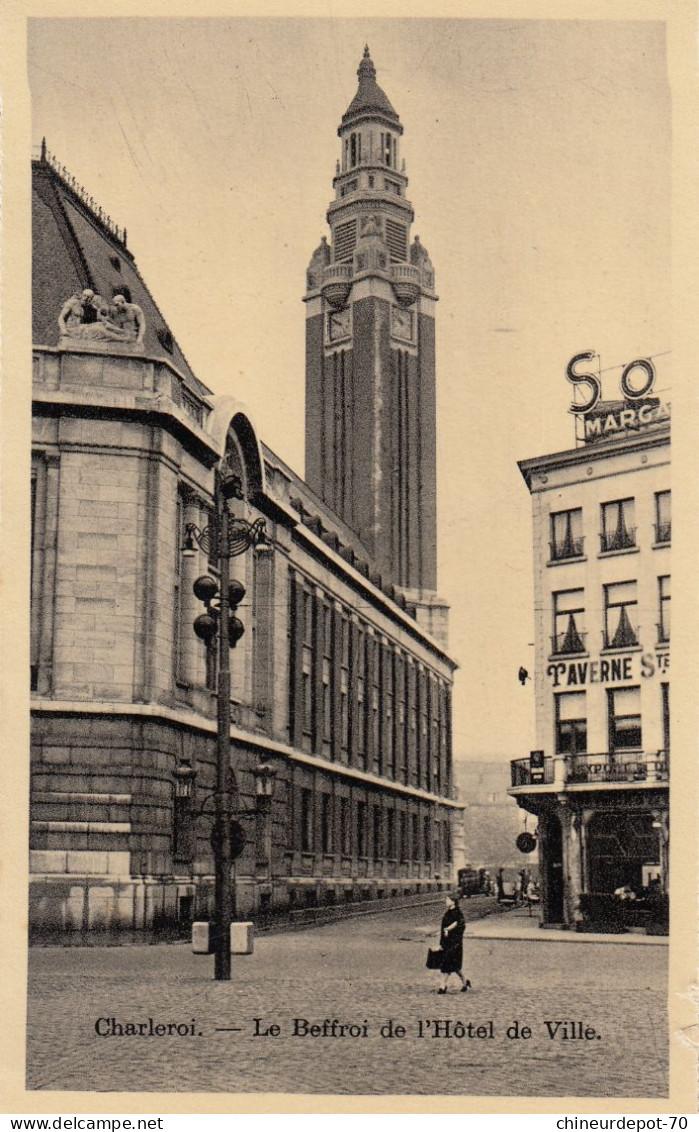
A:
[457, 867, 481, 897]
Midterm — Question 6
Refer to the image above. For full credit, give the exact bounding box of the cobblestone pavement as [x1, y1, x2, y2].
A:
[26, 900, 668, 1098]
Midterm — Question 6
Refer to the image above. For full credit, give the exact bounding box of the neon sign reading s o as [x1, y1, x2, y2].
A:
[567, 353, 656, 414]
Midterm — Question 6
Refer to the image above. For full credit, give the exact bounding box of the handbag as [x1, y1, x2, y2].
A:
[426, 946, 444, 970]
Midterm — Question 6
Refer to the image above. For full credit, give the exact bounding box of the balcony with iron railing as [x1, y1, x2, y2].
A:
[549, 535, 585, 562]
[602, 620, 640, 650]
[510, 757, 554, 787]
[654, 521, 671, 544]
[510, 749, 668, 790]
[600, 527, 637, 553]
[550, 627, 587, 656]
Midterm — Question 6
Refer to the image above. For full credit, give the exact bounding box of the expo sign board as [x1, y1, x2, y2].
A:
[547, 651, 669, 688]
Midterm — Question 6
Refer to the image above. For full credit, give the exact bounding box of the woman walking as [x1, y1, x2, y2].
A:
[437, 894, 471, 994]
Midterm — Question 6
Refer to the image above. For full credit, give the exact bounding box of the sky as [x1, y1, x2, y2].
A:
[28, 18, 671, 760]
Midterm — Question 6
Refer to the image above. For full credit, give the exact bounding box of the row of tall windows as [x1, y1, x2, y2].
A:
[550, 576, 670, 656]
[288, 571, 451, 793]
[295, 786, 450, 863]
[555, 684, 670, 756]
[550, 491, 670, 562]
[344, 131, 397, 170]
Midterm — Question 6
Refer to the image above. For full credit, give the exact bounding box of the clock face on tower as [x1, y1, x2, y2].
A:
[328, 308, 351, 342]
[391, 305, 414, 343]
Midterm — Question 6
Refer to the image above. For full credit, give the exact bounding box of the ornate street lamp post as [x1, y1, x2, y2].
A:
[182, 460, 266, 981]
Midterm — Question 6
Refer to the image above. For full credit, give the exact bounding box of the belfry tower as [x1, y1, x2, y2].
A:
[305, 47, 439, 599]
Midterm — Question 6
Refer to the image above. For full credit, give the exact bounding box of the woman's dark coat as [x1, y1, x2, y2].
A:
[439, 905, 465, 974]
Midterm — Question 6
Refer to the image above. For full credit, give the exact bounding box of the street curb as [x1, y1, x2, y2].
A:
[466, 924, 669, 946]
[253, 893, 515, 937]
[239, 894, 500, 936]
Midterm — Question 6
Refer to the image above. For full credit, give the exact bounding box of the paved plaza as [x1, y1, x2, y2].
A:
[26, 900, 668, 1098]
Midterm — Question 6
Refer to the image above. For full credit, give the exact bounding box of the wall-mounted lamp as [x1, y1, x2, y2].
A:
[173, 759, 197, 799]
[181, 526, 200, 559]
[254, 762, 277, 801]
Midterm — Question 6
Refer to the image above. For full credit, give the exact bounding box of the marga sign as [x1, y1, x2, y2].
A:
[566, 352, 670, 442]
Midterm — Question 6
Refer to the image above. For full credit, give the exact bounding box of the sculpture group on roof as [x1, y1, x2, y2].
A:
[58, 289, 145, 348]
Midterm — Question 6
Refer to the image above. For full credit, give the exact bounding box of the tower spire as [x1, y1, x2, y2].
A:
[342, 47, 399, 127]
[358, 44, 375, 80]
[304, 50, 439, 594]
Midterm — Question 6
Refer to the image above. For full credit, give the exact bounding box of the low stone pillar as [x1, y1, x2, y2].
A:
[559, 802, 584, 927]
[652, 808, 669, 893]
[192, 920, 254, 954]
[231, 921, 254, 955]
[536, 814, 551, 923]
[580, 809, 596, 895]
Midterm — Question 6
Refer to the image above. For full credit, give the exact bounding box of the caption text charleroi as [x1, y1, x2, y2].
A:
[93, 1017, 602, 1042]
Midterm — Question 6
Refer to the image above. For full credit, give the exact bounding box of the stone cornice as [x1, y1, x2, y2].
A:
[31, 699, 463, 809]
[518, 426, 670, 491]
[327, 194, 414, 227]
[33, 389, 220, 469]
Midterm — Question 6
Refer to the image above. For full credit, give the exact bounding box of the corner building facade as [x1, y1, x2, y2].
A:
[509, 389, 670, 931]
[29, 53, 460, 935]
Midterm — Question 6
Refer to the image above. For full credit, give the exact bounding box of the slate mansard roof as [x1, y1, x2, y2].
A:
[32, 148, 211, 400]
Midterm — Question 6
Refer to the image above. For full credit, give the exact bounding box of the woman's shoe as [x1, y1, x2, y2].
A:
[461, 980, 472, 992]
[437, 987, 447, 994]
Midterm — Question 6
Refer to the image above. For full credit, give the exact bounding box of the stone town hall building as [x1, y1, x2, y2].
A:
[30, 50, 462, 933]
